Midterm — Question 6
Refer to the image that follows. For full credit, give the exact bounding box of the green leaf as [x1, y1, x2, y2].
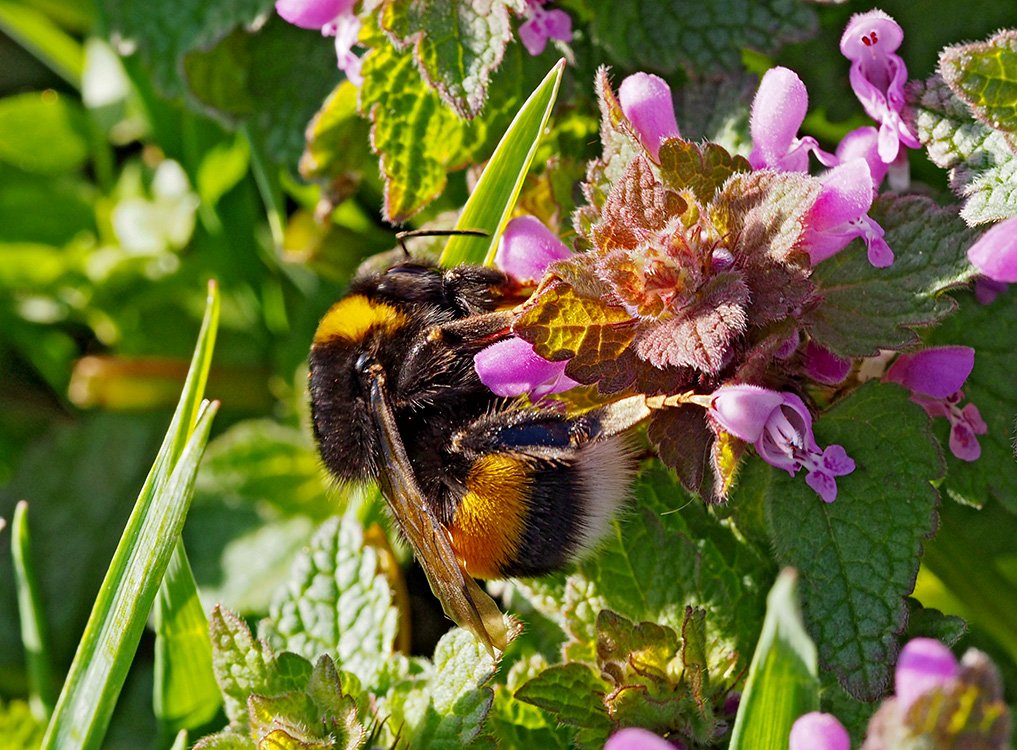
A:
[904, 597, 967, 646]
[441, 58, 564, 266]
[908, 73, 1017, 225]
[196, 131, 251, 209]
[299, 81, 374, 204]
[209, 605, 315, 730]
[729, 570, 819, 750]
[153, 541, 222, 733]
[514, 663, 612, 746]
[261, 517, 399, 689]
[925, 292, 1017, 512]
[590, 0, 816, 75]
[0, 0, 84, 87]
[382, 0, 515, 119]
[766, 383, 942, 701]
[0, 92, 89, 175]
[41, 284, 221, 750]
[807, 195, 979, 357]
[0, 698, 45, 750]
[11, 502, 55, 720]
[487, 657, 574, 750]
[940, 29, 1017, 133]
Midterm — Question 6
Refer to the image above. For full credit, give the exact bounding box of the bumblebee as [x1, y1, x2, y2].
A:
[308, 259, 650, 652]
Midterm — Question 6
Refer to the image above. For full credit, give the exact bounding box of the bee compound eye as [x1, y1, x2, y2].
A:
[355, 352, 373, 375]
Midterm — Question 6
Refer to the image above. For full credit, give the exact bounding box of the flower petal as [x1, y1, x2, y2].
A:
[275, 0, 351, 29]
[810, 159, 874, 232]
[967, 217, 1017, 283]
[542, 8, 573, 43]
[709, 385, 784, 443]
[748, 67, 809, 171]
[789, 712, 851, 750]
[803, 341, 852, 385]
[604, 727, 676, 750]
[836, 126, 889, 187]
[895, 638, 959, 713]
[883, 346, 975, 399]
[495, 215, 571, 282]
[474, 336, 578, 398]
[618, 72, 680, 160]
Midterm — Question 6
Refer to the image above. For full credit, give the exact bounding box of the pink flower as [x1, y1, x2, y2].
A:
[974, 277, 1009, 305]
[275, 0, 362, 84]
[895, 638, 960, 713]
[835, 126, 888, 189]
[474, 336, 578, 399]
[477, 216, 577, 399]
[883, 346, 987, 461]
[495, 215, 571, 283]
[967, 216, 1017, 283]
[618, 73, 681, 161]
[604, 727, 680, 750]
[804, 159, 893, 268]
[840, 10, 920, 163]
[709, 385, 856, 502]
[518, 1, 572, 56]
[748, 67, 836, 172]
[803, 341, 852, 385]
[789, 712, 851, 750]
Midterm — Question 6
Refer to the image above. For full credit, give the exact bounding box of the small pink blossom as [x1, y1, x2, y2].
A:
[604, 727, 680, 750]
[474, 337, 578, 399]
[884, 346, 987, 461]
[518, 1, 572, 56]
[618, 72, 680, 161]
[709, 385, 855, 502]
[895, 638, 960, 713]
[495, 215, 571, 283]
[275, 0, 362, 84]
[804, 341, 852, 385]
[967, 216, 1017, 283]
[840, 10, 920, 163]
[748, 67, 836, 172]
[789, 712, 851, 750]
[835, 126, 888, 189]
[805, 159, 893, 267]
[974, 277, 1009, 305]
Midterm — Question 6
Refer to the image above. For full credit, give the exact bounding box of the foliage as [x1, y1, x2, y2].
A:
[1, 1, 1016, 749]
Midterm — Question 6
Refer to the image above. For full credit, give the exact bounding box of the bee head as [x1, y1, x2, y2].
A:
[308, 294, 411, 482]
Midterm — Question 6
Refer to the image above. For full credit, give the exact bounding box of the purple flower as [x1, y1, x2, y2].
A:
[803, 341, 852, 385]
[495, 215, 571, 283]
[748, 67, 836, 172]
[618, 73, 680, 161]
[840, 10, 920, 163]
[709, 385, 856, 502]
[974, 277, 1009, 305]
[518, 1, 572, 56]
[789, 712, 851, 750]
[967, 216, 1017, 283]
[835, 126, 888, 189]
[477, 216, 577, 399]
[604, 727, 680, 750]
[895, 638, 959, 713]
[804, 159, 893, 268]
[474, 336, 579, 399]
[275, 0, 362, 84]
[883, 346, 987, 461]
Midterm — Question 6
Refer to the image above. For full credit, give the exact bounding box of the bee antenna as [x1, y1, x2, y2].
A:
[395, 228, 490, 258]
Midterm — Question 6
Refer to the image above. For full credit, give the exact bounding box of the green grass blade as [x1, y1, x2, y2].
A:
[153, 539, 221, 733]
[728, 569, 820, 750]
[41, 284, 222, 750]
[12, 500, 56, 721]
[0, 0, 83, 88]
[41, 400, 220, 750]
[439, 58, 565, 267]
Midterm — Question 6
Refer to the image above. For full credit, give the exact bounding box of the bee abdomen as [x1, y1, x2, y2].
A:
[447, 437, 636, 580]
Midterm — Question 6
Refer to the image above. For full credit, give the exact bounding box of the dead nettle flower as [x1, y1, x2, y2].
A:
[618, 72, 680, 161]
[275, 0, 363, 84]
[803, 340, 852, 385]
[840, 9, 920, 163]
[604, 727, 682, 750]
[474, 216, 578, 398]
[517, 0, 572, 56]
[804, 159, 893, 268]
[883, 346, 987, 461]
[967, 216, 1017, 284]
[789, 712, 851, 750]
[748, 67, 837, 172]
[707, 385, 856, 502]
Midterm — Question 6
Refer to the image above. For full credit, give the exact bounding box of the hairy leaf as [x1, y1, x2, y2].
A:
[908, 74, 1017, 225]
[589, 0, 816, 75]
[766, 383, 942, 701]
[514, 663, 612, 748]
[940, 30, 1017, 133]
[658, 139, 751, 205]
[381, 0, 515, 118]
[807, 195, 979, 357]
[300, 82, 374, 208]
[261, 517, 399, 689]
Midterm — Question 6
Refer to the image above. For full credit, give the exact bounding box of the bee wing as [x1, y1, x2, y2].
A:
[366, 369, 509, 655]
